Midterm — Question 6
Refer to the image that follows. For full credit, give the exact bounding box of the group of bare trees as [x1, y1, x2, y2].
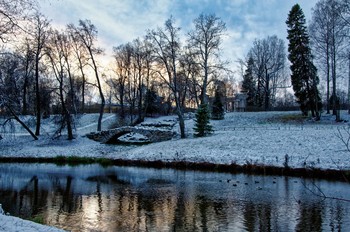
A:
[241, 36, 288, 110]
[240, 0, 350, 115]
[0, 1, 105, 139]
[109, 14, 229, 138]
[109, 38, 153, 126]
[0, 0, 231, 139]
[309, 0, 350, 120]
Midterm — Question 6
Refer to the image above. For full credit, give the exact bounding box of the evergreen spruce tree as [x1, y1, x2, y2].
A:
[241, 56, 256, 107]
[144, 89, 158, 116]
[211, 89, 225, 120]
[286, 4, 321, 118]
[193, 103, 213, 137]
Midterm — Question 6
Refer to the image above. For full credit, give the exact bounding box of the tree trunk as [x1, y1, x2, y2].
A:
[120, 85, 125, 119]
[201, 51, 209, 105]
[326, 43, 330, 114]
[176, 104, 186, 138]
[333, 47, 340, 122]
[89, 49, 105, 131]
[59, 79, 74, 140]
[22, 74, 28, 115]
[6, 105, 38, 140]
[331, 15, 340, 122]
[78, 58, 86, 113]
[66, 62, 77, 115]
[264, 68, 270, 111]
[332, 51, 337, 116]
[34, 54, 41, 136]
[348, 53, 350, 114]
[138, 71, 144, 122]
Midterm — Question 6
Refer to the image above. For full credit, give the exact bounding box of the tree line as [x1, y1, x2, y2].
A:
[241, 0, 350, 120]
[0, 0, 349, 140]
[0, 1, 232, 139]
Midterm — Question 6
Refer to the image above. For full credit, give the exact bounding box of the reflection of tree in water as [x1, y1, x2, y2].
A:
[243, 201, 256, 231]
[192, 195, 231, 231]
[2, 175, 49, 220]
[136, 186, 177, 231]
[242, 201, 274, 231]
[296, 201, 323, 232]
[49, 175, 85, 220]
[1, 165, 349, 231]
[329, 203, 344, 231]
[173, 191, 195, 231]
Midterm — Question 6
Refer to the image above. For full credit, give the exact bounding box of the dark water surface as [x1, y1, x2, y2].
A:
[0, 163, 349, 231]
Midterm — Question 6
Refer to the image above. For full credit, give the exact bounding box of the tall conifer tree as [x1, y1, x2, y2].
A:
[286, 4, 321, 118]
[241, 56, 256, 107]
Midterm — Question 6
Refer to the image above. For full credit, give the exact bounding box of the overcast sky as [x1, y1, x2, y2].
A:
[39, 0, 319, 75]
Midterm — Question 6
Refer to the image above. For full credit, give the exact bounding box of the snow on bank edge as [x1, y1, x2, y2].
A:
[0, 215, 65, 232]
[1, 111, 350, 171]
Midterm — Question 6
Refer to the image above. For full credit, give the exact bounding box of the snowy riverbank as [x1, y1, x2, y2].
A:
[1, 111, 350, 231]
[0, 214, 65, 232]
[0, 204, 64, 232]
[1, 111, 350, 170]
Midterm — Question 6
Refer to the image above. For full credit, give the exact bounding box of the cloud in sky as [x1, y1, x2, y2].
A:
[40, 0, 318, 73]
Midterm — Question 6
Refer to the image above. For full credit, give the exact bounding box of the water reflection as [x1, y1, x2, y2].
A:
[0, 163, 349, 231]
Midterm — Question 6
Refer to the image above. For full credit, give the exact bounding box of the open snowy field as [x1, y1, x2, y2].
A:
[1, 111, 350, 171]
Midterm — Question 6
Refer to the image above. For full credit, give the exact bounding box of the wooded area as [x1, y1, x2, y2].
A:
[0, 0, 349, 139]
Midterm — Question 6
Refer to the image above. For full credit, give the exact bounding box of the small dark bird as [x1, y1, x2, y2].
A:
[233, 183, 237, 187]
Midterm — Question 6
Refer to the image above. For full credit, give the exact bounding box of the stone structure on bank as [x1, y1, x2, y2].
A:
[86, 124, 176, 144]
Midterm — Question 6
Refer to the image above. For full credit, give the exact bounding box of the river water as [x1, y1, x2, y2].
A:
[0, 163, 349, 231]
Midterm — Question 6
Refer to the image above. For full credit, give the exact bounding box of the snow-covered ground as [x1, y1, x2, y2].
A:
[0, 203, 64, 232]
[1, 111, 349, 170]
[1, 111, 350, 231]
[0, 214, 65, 232]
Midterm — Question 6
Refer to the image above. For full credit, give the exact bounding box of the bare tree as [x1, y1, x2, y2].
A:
[178, 48, 200, 108]
[67, 24, 89, 113]
[112, 38, 154, 123]
[248, 35, 287, 110]
[188, 13, 227, 104]
[339, 0, 350, 113]
[112, 43, 133, 120]
[28, 12, 50, 136]
[310, 0, 348, 121]
[45, 29, 74, 140]
[72, 19, 105, 131]
[0, 0, 36, 43]
[310, 1, 332, 114]
[0, 52, 37, 140]
[140, 37, 154, 116]
[131, 38, 149, 122]
[147, 17, 186, 138]
[60, 28, 77, 115]
[16, 38, 35, 115]
[0, 52, 22, 109]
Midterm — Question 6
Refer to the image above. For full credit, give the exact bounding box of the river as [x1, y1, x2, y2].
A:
[0, 163, 349, 231]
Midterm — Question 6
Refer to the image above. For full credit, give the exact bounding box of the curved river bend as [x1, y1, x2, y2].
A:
[0, 163, 349, 231]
